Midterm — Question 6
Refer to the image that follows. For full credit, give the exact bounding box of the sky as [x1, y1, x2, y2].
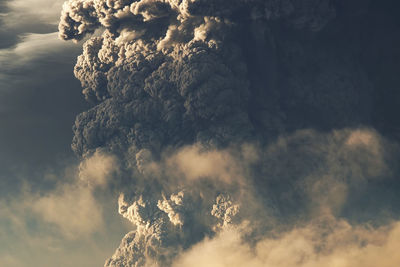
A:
[1, 1, 400, 267]
[0, 1, 131, 266]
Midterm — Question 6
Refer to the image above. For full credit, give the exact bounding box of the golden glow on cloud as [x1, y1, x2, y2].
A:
[173, 216, 400, 267]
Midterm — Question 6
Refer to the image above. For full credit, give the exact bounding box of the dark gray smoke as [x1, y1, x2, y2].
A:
[58, 0, 400, 266]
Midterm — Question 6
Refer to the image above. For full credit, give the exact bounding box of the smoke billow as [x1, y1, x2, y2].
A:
[173, 217, 400, 267]
[58, 0, 400, 266]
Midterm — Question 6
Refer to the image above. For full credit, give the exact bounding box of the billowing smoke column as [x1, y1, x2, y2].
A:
[58, 0, 400, 266]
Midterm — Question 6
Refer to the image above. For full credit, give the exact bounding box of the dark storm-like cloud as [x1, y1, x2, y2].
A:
[58, 0, 378, 160]
[57, 0, 400, 266]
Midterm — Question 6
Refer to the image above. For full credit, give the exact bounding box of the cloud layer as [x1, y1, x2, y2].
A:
[173, 217, 400, 267]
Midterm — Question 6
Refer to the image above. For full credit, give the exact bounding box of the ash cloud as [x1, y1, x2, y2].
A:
[0, 152, 128, 267]
[103, 128, 400, 266]
[58, 0, 379, 159]
[57, 0, 400, 266]
[173, 216, 400, 267]
[31, 150, 119, 239]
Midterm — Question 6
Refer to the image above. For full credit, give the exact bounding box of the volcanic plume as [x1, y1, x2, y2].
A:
[58, 0, 400, 266]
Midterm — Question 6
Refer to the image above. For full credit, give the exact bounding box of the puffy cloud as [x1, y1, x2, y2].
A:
[59, 0, 338, 43]
[108, 190, 242, 267]
[165, 144, 256, 183]
[173, 216, 400, 267]
[110, 193, 180, 267]
[0, 155, 128, 267]
[102, 128, 399, 266]
[79, 149, 119, 187]
[56, 0, 400, 266]
[58, 0, 100, 41]
[158, 191, 187, 226]
[211, 194, 240, 229]
[160, 128, 391, 219]
[31, 183, 104, 238]
[57, 0, 373, 164]
[29, 151, 118, 239]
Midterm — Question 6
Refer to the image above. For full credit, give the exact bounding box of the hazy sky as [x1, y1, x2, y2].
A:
[0, 1, 130, 266]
